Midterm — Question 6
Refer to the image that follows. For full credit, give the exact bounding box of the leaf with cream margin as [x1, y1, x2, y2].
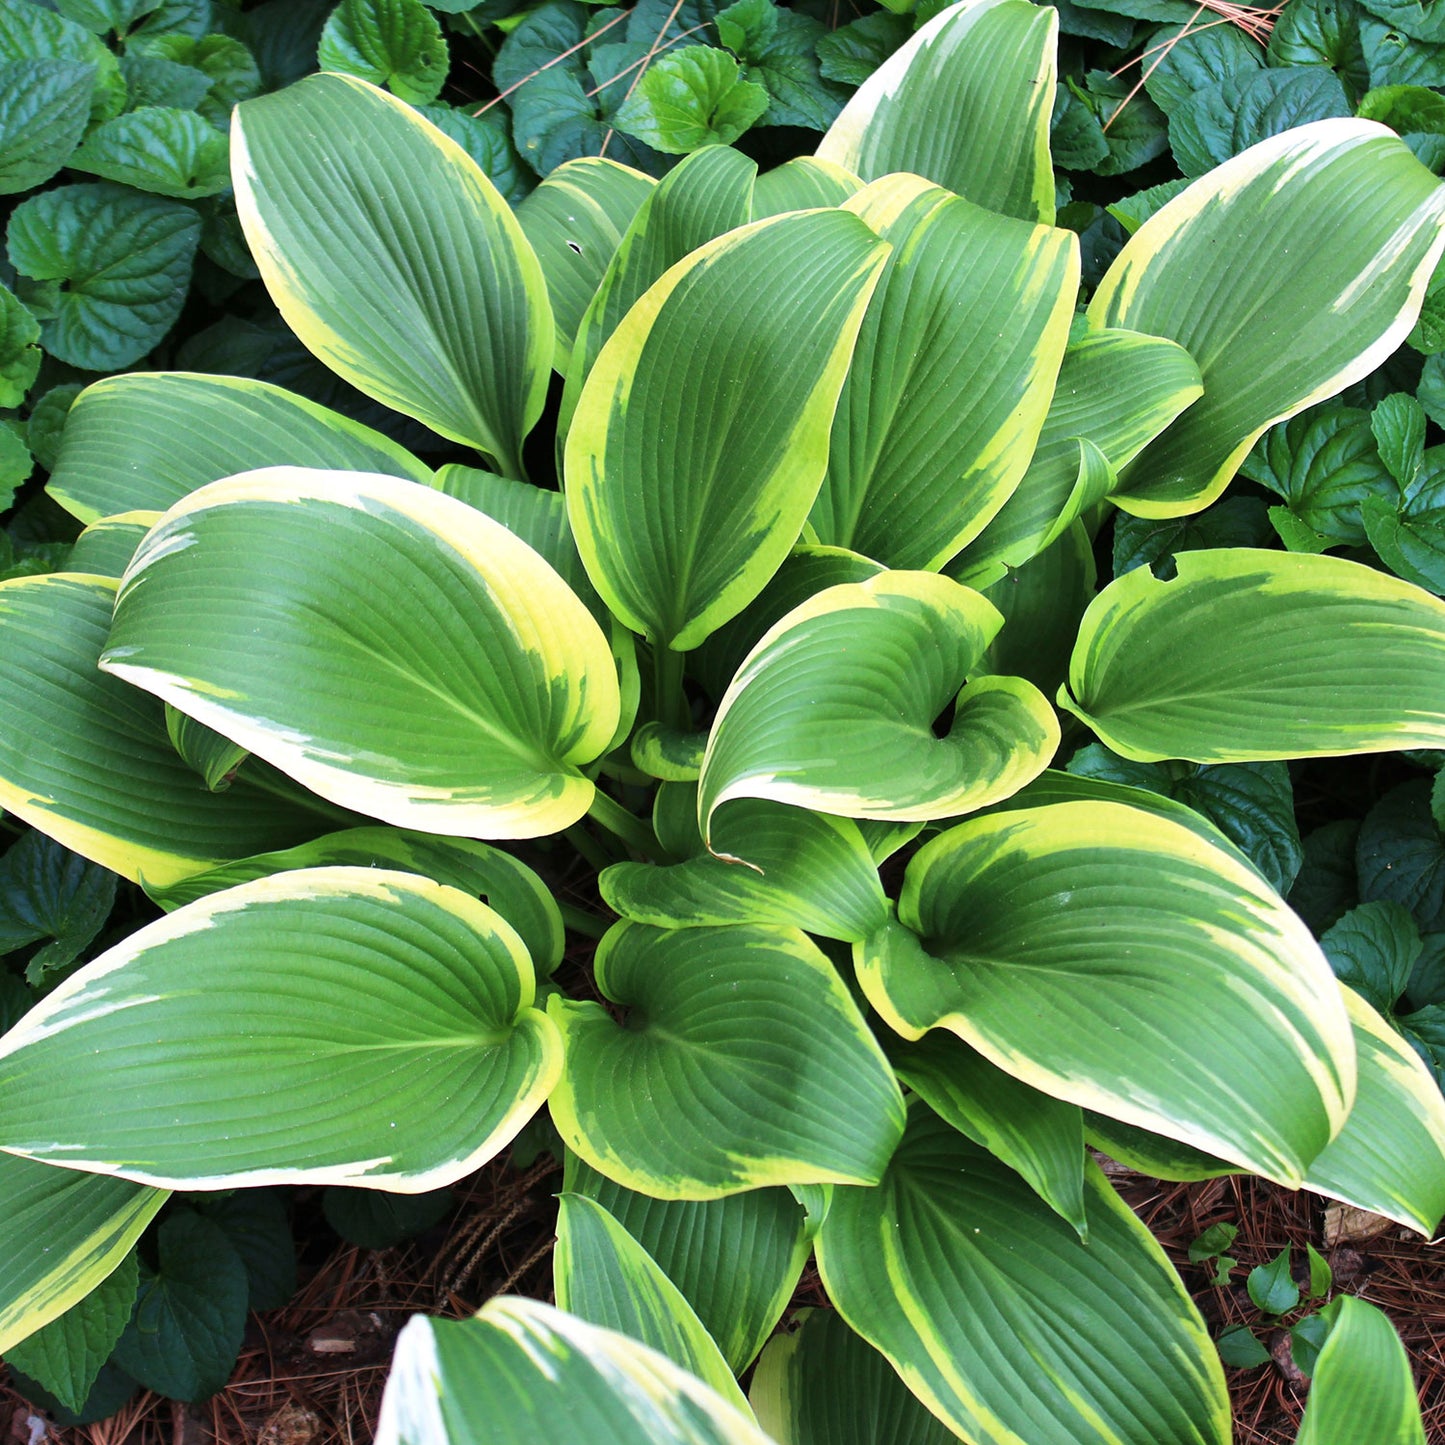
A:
[1087, 120, 1445, 517]
[101, 468, 620, 841]
[856, 801, 1355, 1186]
[1061, 549, 1445, 763]
[817, 0, 1057, 225]
[565, 208, 888, 651]
[1296, 1297, 1426, 1445]
[697, 571, 1058, 850]
[0, 867, 560, 1191]
[232, 74, 551, 476]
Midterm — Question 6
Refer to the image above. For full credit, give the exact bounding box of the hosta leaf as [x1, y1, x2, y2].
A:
[859, 801, 1354, 1185]
[548, 921, 905, 1198]
[102, 469, 620, 840]
[69, 107, 230, 199]
[698, 573, 1059, 842]
[956, 325, 1203, 577]
[614, 47, 770, 154]
[5, 1250, 137, 1415]
[165, 705, 248, 792]
[0, 59, 93, 195]
[750, 1308, 955, 1445]
[514, 157, 656, 366]
[566, 1152, 810, 1373]
[0, 574, 327, 887]
[48, 372, 428, 526]
[1088, 120, 1445, 516]
[807, 173, 1076, 571]
[0, 867, 561, 1191]
[1083, 1115, 1238, 1182]
[817, 0, 1057, 225]
[233, 74, 551, 476]
[6, 183, 201, 371]
[750, 157, 861, 217]
[316, 0, 448, 105]
[1296, 1297, 1426, 1445]
[887, 1029, 1088, 1235]
[565, 209, 887, 651]
[378, 1298, 775, 1445]
[555, 1194, 749, 1412]
[146, 826, 564, 977]
[816, 1104, 1230, 1445]
[415, 105, 530, 209]
[0, 1153, 166, 1356]
[602, 795, 889, 941]
[1302, 987, 1445, 1236]
[66, 513, 157, 579]
[1062, 549, 1445, 761]
[0, 281, 41, 410]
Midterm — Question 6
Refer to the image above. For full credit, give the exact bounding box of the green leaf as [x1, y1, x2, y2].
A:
[1362, 13, 1445, 87]
[415, 103, 531, 208]
[1269, 0, 1370, 103]
[1297, 1296, 1426, 1445]
[47, 372, 428, 527]
[555, 1194, 749, 1413]
[111, 1213, 247, 1403]
[0, 4, 124, 124]
[6, 183, 201, 371]
[318, 0, 448, 105]
[1084, 1113, 1239, 1182]
[698, 573, 1059, 838]
[565, 208, 886, 651]
[56, 0, 162, 34]
[1359, 0, 1445, 42]
[1247, 1245, 1300, 1315]
[1216, 1323, 1271, 1369]
[0, 867, 561, 1190]
[1079, 69, 1170, 176]
[1051, 79, 1109, 171]
[815, 1104, 1230, 1445]
[134, 33, 263, 130]
[146, 825, 564, 978]
[25, 382, 83, 473]
[515, 157, 655, 368]
[735, 10, 847, 131]
[816, 12, 911, 85]
[62, 514, 155, 580]
[0, 1152, 166, 1356]
[0, 60, 94, 195]
[379, 1297, 776, 1444]
[0, 574, 330, 888]
[750, 156, 861, 217]
[0, 281, 40, 409]
[1359, 780, 1445, 931]
[1141, 19, 1264, 116]
[858, 801, 1354, 1185]
[191, 1190, 295, 1311]
[1306, 1242, 1334, 1298]
[548, 921, 905, 1198]
[1373, 392, 1427, 488]
[749, 1308, 956, 1445]
[121, 51, 212, 111]
[1066, 746, 1303, 894]
[0, 830, 117, 985]
[3, 1251, 137, 1415]
[68, 107, 231, 200]
[565, 1152, 810, 1373]
[1188, 1221, 1238, 1264]
[1112, 495, 1273, 579]
[1320, 901, 1421, 1014]
[808, 173, 1077, 572]
[1303, 986, 1445, 1236]
[818, 0, 1058, 224]
[233, 74, 552, 476]
[165, 705, 248, 793]
[886, 1029, 1088, 1235]
[602, 795, 890, 941]
[1291, 1311, 1332, 1376]
[323, 1183, 453, 1249]
[614, 47, 769, 153]
[102, 469, 621, 840]
[1087, 121, 1445, 517]
[1063, 549, 1445, 762]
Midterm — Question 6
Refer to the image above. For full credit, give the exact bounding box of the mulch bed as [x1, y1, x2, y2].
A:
[5, 1156, 1442, 1444]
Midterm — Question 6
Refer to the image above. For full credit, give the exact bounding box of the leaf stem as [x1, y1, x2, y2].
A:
[559, 901, 611, 940]
[564, 823, 616, 872]
[587, 788, 660, 859]
[653, 643, 687, 731]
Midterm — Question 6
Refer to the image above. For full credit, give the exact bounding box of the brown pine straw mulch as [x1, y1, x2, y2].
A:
[6, 1155, 1442, 1445]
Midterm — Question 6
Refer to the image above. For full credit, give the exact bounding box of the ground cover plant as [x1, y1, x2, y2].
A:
[3, 0, 1445, 1440]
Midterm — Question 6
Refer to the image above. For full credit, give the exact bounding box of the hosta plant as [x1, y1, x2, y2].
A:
[4, 2, 1445, 1440]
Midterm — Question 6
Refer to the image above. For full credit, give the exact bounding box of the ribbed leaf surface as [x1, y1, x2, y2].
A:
[0, 867, 560, 1190]
[566, 209, 888, 650]
[555, 1194, 748, 1412]
[1303, 987, 1445, 1236]
[0, 573, 325, 886]
[1063, 549, 1445, 762]
[377, 1299, 773, 1445]
[698, 572, 1058, 842]
[816, 1106, 1229, 1445]
[751, 158, 861, 218]
[549, 921, 905, 1198]
[808, 174, 1075, 570]
[233, 74, 552, 474]
[817, 0, 1056, 224]
[0, 1154, 165, 1354]
[47, 373, 429, 525]
[103, 469, 620, 839]
[859, 801, 1354, 1185]
[1088, 120, 1445, 516]
[1296, 1298, 1425, 1445]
